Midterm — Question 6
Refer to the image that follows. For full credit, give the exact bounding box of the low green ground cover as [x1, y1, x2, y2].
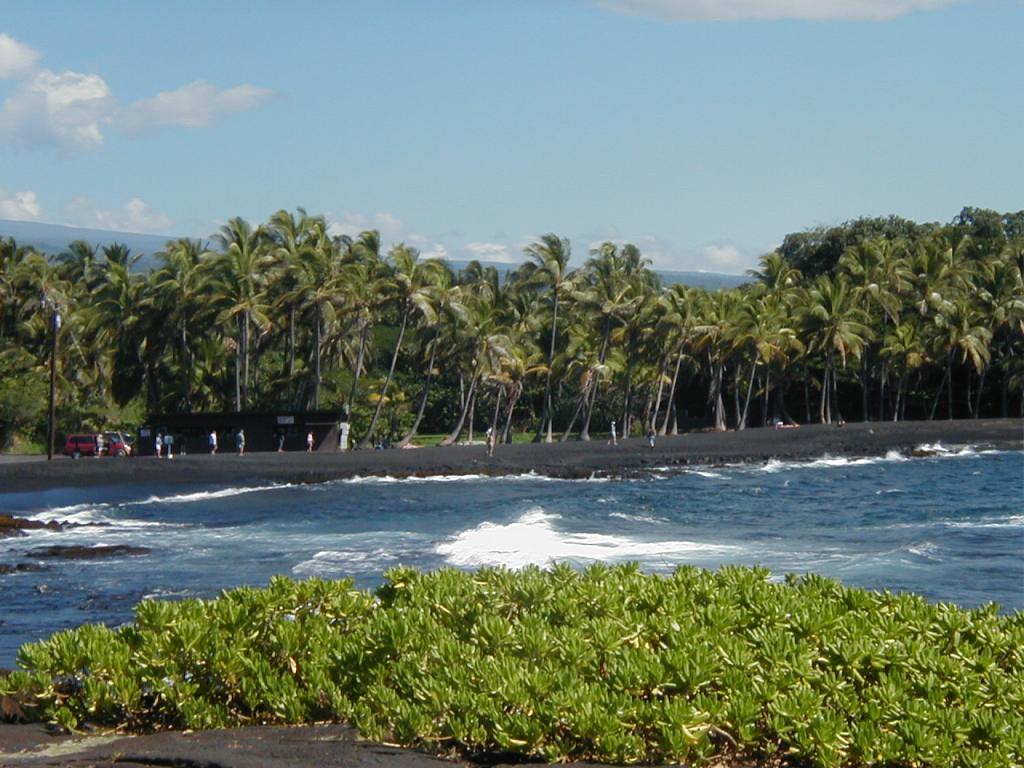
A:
[5, 565, 1022, 767]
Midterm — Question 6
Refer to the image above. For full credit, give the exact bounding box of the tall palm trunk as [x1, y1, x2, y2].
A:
[239, 309, 251, 411]
[441, 374, 478, 445]
[559, 390, 587, 441]
[490, 386, 504, 436]
[580, 323, 611, 440]
[535, 294, 559, 443]
[359, 306, 409, 448]
[973, 365, 987, 418]
[621, 354, 635, 438]
[739, 355, 758, 430]
[502, 389, 519, 443]
[712, 360, 726, 431]
[731, 366, 742, 427]
[397, 336, 439, 447]
[313, 303, 322, 410]
[180, 324, 191, 411]
[288, 306, 296, 379]
[347, 321, 369, 422]
[820, 353, 833, 424]
[929, 351, 954, 420]
[861, 352, 870, 422]
[659, 346, 684, 435]
[650, 354, 669, 433]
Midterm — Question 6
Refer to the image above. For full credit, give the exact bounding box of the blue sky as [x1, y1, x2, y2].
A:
[1, 1, 1020, 272]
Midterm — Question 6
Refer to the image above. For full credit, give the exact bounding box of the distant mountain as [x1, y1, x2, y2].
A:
[2, 220, 749, 290]
[0, 219, 174, 268]
[436, 261, 748, 291]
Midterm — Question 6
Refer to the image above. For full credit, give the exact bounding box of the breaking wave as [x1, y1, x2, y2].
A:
[435, 508, 739, 569]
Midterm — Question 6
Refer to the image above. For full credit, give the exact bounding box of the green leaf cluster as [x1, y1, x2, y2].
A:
[4, 565, 1023, 767]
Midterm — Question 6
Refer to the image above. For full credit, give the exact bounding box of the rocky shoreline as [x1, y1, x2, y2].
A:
[1, 419, 1021, 494]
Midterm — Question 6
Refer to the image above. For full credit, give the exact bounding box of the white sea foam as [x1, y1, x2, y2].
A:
[292, 547, 407, 575]
[943, 515, 1024, 530]
[608, 511, 668, 524]
[131, 484, 293, 505]
[757, 449, 919, 473]
[29, 503, 113, 525]
[690, 469, 726, 479]
[336, 471, 608, 485]
[435, 508, 738, 569]
[903, 541, 943, 562]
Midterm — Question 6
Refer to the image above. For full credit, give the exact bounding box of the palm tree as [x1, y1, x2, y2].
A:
[926, 296, 991, 420]
[358, 245, 443, 448]
[838, 237, 905, 420]
[881, 320, 926, 420]
[522, 234, 574, 442]
[691, 288, 743, 431]
[731, 293, 801, 430]
[267, 208, 320, 398]
[800, 275, 871, 425]
[397, 274, 465, 447]
[211, 217, 270, 412]
[150, 238, 210, 410]
[974, 251, 1024, 416]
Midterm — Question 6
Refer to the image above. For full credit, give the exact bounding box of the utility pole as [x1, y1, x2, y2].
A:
[47, 308, 60, 460]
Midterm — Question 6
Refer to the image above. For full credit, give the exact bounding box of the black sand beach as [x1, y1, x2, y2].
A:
[1, 418, 1021, 494]
[1, 418, 1021, 767]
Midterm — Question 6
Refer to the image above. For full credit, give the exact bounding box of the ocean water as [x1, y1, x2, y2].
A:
[1, 447, 1021, 667]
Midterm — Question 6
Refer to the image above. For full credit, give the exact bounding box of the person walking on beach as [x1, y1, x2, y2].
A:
[609, 419, 617, 446]
[236, 429, 245, 456]
[154, 433, 163, 458]
[647, 426, 656, 448]
[208, 430, 217, 454]
[485, 427, 496, 457]
[306, 431, 314, 452]
[277, 432, 285, 452]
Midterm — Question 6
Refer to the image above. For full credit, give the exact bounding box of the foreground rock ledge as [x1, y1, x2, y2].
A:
[0, 722, 773, 768]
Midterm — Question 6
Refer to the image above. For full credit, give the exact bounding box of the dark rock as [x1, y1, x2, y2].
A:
[0, 515, 62, 539]
[0, 563, 46, 575]
[26, 545, 151, 560]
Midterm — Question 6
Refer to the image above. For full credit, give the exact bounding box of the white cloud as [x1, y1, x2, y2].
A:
[0, 33, 40, 79]
[120, 80, 276, 131]
[0, 69, 113, 149]
[0, 37, 275, 150]
[701, 243, 745, 268]
[64, 197, 172, 234]
[596, 0, 964, 21]
[0, 188, 41, 220]
[465, 241, 518, 264]
[326, 211, 408, 245]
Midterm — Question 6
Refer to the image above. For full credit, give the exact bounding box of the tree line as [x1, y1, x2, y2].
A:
[1, 206, 1021, 451]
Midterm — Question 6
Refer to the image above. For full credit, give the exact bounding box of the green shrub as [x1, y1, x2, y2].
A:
[4, 565, 1023, 767]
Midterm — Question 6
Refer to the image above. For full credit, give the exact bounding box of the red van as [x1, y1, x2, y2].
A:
[63, 433, 131, 458]
[63, 434, 101, 458]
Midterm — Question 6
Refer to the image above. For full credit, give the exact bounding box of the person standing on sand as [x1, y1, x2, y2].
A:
[485, 427, 496, 457]
[236, 429, 245, 456]
[209, 430, 217, 454]
[306, 431, 314, 452]
[609, 419, 617, 446]
[277, 432, 285, 452]
[154, 433, 163, 458]
[647, 426, 656, 448]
